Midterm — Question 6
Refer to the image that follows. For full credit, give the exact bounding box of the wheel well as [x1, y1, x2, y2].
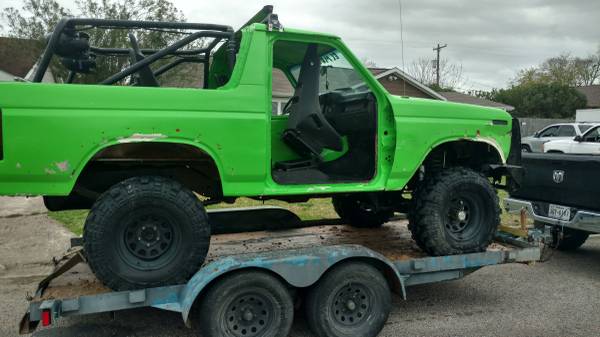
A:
[421, 140, 503, 175]
[46, 142, 223, 211]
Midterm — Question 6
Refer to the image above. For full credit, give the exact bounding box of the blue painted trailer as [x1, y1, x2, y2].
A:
[19, 220, 543, 336]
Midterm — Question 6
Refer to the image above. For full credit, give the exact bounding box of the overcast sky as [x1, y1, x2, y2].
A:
[2, 0, 599, 90]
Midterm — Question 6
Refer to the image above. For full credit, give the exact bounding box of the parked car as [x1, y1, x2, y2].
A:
[521, 123, 595, 152]
[543, 124, 600, 154]
[505, 152, 599, 250]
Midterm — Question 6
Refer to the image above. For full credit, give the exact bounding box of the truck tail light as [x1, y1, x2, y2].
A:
[41, 310, 52, 327]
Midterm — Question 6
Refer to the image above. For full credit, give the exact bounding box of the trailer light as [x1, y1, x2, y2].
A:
[41, 310, 52, 327]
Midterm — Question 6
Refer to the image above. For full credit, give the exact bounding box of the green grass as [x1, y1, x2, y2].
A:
[48, 197, 338, 236]
[49, 190, 526, 236]
[48, 209, 88, 236]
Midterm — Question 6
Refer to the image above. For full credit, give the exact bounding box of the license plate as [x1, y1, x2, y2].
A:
[548, 204, 570, 221]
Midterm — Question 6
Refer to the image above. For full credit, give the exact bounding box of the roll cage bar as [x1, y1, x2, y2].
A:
[32, 5, 281, 87]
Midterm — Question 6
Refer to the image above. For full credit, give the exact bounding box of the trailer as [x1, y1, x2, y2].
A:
[19, 208, 543, 337]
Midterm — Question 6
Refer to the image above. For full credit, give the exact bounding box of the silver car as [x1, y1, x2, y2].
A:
[521, 123, 595, 152]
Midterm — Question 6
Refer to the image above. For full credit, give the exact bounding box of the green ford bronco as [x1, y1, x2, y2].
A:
[0, 7, 521, 290]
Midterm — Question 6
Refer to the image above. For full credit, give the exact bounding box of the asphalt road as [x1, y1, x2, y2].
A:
[0, 210, 599, 337]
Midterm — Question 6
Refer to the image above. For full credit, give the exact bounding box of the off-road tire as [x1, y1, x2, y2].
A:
[305, 261, 391, 337]
[83, 176, 210, 291]
[197, 271, 294, 337]
[408, 167, 500, 256]
[332, 195, 393, 228]
[534, 221, 589, 251]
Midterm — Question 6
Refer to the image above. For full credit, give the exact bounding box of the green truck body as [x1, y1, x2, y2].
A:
[0, 24, 513, 198]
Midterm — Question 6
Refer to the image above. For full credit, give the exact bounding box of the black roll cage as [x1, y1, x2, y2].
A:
[32, 18, 236, 87]
[33, 6, 281, 87]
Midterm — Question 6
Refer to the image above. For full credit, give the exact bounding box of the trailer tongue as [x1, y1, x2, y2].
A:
[20, 218, 543, 337]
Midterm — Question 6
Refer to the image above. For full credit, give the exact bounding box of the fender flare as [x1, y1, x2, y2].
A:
[68, 137, 225, 192]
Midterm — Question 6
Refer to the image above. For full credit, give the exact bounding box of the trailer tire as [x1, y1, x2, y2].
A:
[305, 261, 391, 337]
[535, 221, 589, 251]
[332, 195, 392, 228]
[408, 167, 499, 256]
[197, 271, 293, 337]
[83, 176, 210, 291]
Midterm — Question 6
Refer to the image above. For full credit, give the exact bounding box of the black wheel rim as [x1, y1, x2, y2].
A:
[331, 283, 371, 326]
[224, 292, 273, 337]
[444, 192, 484, 241]
[117, 209, 180, 271]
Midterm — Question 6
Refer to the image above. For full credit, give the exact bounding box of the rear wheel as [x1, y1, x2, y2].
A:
[83, 176, 210, 290]
[197, 271, 294, 337]
[534, 221, 589, 251]
[332, 195, 393, 228]
[305, 262, 391, 337]
[521, 145, 532, 152]
[409, 167, 500, 255]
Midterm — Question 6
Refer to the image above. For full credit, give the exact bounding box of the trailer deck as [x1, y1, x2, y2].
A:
[20, 219, 542, 335]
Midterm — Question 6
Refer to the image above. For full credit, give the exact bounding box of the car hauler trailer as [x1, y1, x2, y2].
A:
[19, 210, 542, 337]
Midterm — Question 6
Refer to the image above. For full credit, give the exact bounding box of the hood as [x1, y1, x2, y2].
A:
[387, 94, 511, 121]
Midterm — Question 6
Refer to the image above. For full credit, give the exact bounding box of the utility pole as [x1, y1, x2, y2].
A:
[433, 43, 447, 87]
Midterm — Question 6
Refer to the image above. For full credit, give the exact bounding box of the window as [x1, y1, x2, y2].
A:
[578, 124, 593, 133]
[271, 40, 369, 116]
[583, 127, 600, 142]
[289, 49, 367, 94]
[539, 126, 559, 137]
[557, 125, 575, 137]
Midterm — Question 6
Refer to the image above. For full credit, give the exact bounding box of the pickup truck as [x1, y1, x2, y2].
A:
[0, 6, 521, 290]
[505, 152, 599, 250]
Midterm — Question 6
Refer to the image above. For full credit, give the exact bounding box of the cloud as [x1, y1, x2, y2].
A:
[172, 0, 600, 90]
[3, 0, 598, 90]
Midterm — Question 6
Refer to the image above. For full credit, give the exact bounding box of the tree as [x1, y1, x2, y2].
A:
[407, 57, 463, 91]
[513, 49, 600, 87]
[1, 0, 189, 83]
[493, 83, 587, 118]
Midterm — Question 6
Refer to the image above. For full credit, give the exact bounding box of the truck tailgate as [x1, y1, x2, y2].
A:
[511, 153, 600, 211]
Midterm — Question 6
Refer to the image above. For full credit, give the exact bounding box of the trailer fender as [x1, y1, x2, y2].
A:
[179, 244, 406, 324]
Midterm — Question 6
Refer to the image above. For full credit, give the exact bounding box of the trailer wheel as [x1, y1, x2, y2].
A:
[305, 261, 391, 337]
[197, 271, 293, 337]
[332, 195, 393, 228]
[535, 221, 589, 251]
[409, 167, 499, 255]
[83, 176, 210, 290]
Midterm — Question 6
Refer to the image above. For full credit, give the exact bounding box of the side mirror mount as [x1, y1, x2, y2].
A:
[574, 135, 583, 142]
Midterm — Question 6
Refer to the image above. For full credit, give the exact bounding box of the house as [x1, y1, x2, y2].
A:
[0, 37, 55, 82]
[576, 85, 600, 108]
[271, 66, 514, 114]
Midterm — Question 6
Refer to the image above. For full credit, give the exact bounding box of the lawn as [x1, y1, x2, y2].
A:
[49, 190, 525, 236]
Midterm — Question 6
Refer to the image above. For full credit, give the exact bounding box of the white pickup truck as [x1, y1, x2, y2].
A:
[521, 123, 595, 153]
[543, 124, 600, 154]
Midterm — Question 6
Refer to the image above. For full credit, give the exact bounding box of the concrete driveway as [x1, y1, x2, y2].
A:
[0, 197, 599, 337]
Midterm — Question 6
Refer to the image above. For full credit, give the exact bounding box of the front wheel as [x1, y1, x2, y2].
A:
[408, 167, 500, 256]
[83, 176, 211, 290]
